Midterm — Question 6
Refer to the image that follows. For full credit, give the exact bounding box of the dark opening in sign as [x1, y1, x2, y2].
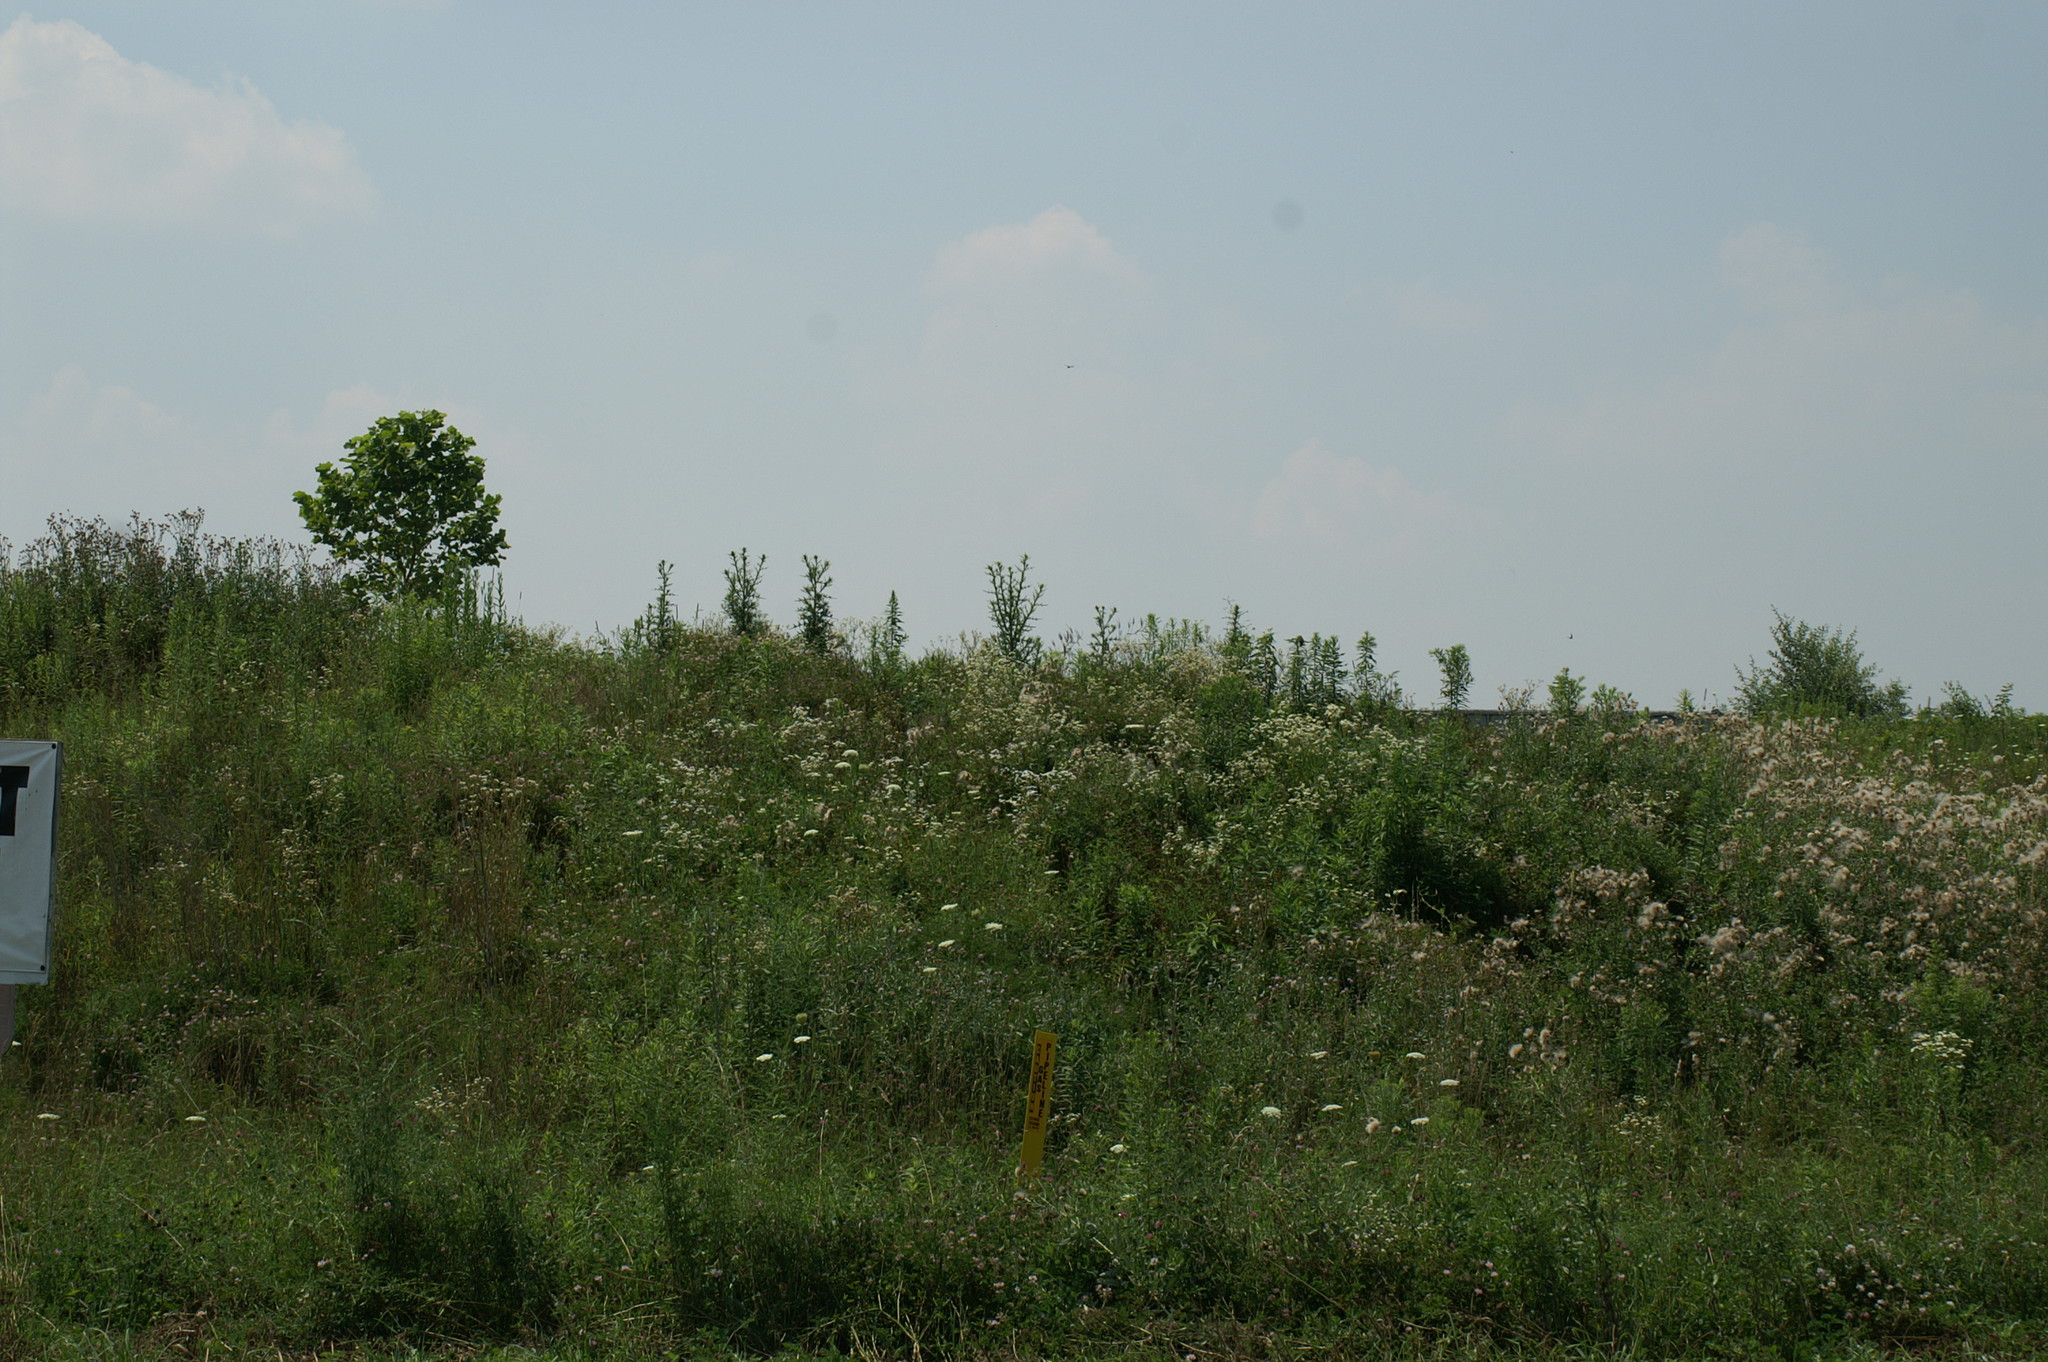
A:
[0, 767, 27, 836]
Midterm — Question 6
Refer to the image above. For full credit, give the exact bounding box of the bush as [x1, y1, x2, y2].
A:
[1735, 609, 1908, 717]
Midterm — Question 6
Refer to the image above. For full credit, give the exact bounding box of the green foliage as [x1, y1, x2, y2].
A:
[796, 554, 834, 654]
[293, 410, 506, 599]
[628, 559, 679, 655]
[1736, 609, 1909, 718]
[1089, 605, 1120, 664]
[870, 589, 907, 669]
[1935, 680, 2020, 720]
[1548, 667, 1586, 716]
[984, 554, 1045, 666]
[1429, 642, 1472, 708]
[722, 547, 767, 636]
[5, 522, 2048, 1357]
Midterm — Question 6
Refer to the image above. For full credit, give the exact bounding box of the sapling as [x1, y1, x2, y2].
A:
[871, 591, 906, 670]
[722, 549, 767, 637]
[797, 555, 834, 654]
[1548, 668, 1585, 716]
[1250, 631, 1279, 704]
[1430, 644, 1472, 709]
[985, 556, 1045, 666]
[639, 559, 678, 654]
[1090, 606, 1120, 664]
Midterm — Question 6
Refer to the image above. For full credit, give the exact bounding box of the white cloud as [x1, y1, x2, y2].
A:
[928, 205, 1142, 294]
[1, 371, 415, 546]
[1250, 439, 1478, 556]
[855, 206, 1158, 529]
[1499, 222, 2048, 479]
[916, 205, 1149, 370]
[0, 16, 375, 232]
[1716, 220, 1836, 315]
[1467, 223, 2048, 702]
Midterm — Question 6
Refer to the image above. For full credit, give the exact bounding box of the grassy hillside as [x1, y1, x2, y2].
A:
[2, 516, 2045, 1360]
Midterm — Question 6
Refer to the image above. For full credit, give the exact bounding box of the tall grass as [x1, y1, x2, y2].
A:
[1, 521, 2045, 1359]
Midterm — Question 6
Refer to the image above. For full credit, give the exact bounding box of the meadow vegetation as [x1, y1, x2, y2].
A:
[0, 513, 2044, 1360]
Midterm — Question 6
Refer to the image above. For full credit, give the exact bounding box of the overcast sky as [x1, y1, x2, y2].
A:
[4, 3, 2044, 707]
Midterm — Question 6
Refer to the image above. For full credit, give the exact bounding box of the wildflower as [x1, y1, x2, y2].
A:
[1410, 1116, 1430, 1126]
[1260, 1106, 1283, 1119]
[1320, 1104, 1343, 1113]
[1439, 1079, 1460, 1088]
[985, 922, 1004, 931]
[1910, 1030, 1971, 1068]
[756, 1053, 774, 1062]
[1109, 1143, 1128, 1154]
[1703, 925, 1745, 956]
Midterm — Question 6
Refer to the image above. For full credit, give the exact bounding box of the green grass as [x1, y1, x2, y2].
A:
[2, 516, 2046, 1360]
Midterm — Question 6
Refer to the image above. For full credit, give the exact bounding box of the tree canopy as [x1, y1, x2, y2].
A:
[1735, 609, 1908, 717]
[294, 410, 506, 598]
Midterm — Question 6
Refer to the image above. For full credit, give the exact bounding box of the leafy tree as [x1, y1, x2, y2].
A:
[294, 410, 506, 598]
[1735, 610, 1908, 718]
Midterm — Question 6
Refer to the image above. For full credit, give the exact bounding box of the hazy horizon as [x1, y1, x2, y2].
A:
[5, 4, 2044, 707]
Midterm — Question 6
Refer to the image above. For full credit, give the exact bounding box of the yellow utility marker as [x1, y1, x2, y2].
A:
[1018, 1029, 1058, 1178]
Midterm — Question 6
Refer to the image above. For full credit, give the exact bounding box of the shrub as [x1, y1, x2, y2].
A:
[1735, 609, 1909, 717]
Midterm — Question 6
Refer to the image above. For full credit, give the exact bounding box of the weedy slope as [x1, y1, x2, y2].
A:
[1, 517, 2045, 1360]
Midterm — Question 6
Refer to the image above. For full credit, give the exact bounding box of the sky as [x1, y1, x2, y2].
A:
[3, 2, 2045, 708]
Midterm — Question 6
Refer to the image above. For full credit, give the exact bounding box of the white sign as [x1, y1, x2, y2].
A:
[0, 741, 60, 986]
